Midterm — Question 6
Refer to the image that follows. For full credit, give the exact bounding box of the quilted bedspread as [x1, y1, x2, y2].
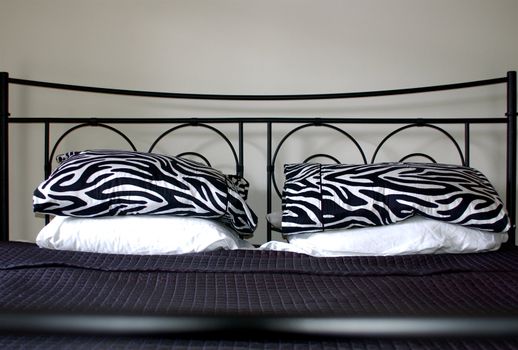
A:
[1, 241, 518, 349]
[1, 241, 518, 316]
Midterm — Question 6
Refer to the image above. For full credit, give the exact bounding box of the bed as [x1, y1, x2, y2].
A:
[0, 71, 517, 349]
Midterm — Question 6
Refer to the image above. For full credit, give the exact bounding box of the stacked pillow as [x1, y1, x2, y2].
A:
[273, 162, 510, 256]
[34, 153, 510, 256]
[33, 150, 258, 254]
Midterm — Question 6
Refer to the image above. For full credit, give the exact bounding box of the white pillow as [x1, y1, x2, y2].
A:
[36, 216, 254, 255]
[261, 215, 507, 257]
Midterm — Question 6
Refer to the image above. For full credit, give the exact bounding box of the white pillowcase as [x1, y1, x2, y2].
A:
[36, 215, 254, 255]
[261, 215, 507, 257]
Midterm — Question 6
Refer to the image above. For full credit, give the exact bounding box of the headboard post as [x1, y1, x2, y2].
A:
[0, 72, 9, 241]
[266, 122, 273, 242]
[506, 70, 517, 247]
[238, 122, 244, 177]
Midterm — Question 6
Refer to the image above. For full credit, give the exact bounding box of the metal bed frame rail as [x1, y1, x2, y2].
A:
[2, 312, 518, 339]
[0, 71, 516, 246]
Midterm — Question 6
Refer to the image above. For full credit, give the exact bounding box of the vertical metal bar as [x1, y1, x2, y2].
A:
[266, 122, 273, 242]
[44, 121, 50, 225]
[0, 72, 9, 241]
[506, 71, 517, 248]
[464, 123, 470, 166]
[44, 122, 51, 178]
[238, 122, 244, 177]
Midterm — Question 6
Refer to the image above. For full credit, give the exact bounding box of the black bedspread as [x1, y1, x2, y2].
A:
[1, 242, 518, 316]
[1, 242, 518, 349]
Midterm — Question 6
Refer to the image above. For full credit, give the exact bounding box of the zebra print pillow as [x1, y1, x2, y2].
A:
[56, 152, 251, 200]
[282, 162, 510, 235]
[34, 150, 257, 236]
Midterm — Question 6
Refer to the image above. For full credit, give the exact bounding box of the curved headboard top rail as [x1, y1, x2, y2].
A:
[7, 75, 508, 100]
[0, 72, 516, 246]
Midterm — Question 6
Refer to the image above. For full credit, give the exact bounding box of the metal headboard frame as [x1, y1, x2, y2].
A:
[0, 72, 516, 246]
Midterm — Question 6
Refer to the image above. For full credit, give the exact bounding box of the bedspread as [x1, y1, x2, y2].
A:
[1, 241, 518, 317]
[1, 242, 518, 349]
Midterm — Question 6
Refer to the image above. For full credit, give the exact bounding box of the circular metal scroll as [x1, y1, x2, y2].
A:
[371, 123, 465, 165]
[49, 123, 137, 167]
[148, 123, 239, 174]
[303, 153, 341, 164]
[399, 153, 437, 163]
[271, 123, 367, 198]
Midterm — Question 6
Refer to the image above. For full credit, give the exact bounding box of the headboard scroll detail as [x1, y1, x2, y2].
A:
[370, 123, 466, 165]
[148, 123, 242, 176]
[47, 122, 137, 177]
[0, 71, 516, 248]
[270, 123, 368, 198]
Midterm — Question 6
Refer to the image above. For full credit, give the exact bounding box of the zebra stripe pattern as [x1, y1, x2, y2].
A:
[34, 150, 257, 236]
[282, 162, 510, 235]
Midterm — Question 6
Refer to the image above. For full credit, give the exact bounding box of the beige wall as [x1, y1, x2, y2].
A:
[1, 0, 517, 244]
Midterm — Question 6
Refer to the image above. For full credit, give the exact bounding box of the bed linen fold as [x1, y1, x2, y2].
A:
[1, 241, 518, 276]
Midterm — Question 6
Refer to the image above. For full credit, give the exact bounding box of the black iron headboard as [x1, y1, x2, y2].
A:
[1, 71, 516, 246]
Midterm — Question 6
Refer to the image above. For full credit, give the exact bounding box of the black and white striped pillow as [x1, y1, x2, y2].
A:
[34, 150, 258, 236]
[282, 162, 510, 235]
[56, 152, 251, 201]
